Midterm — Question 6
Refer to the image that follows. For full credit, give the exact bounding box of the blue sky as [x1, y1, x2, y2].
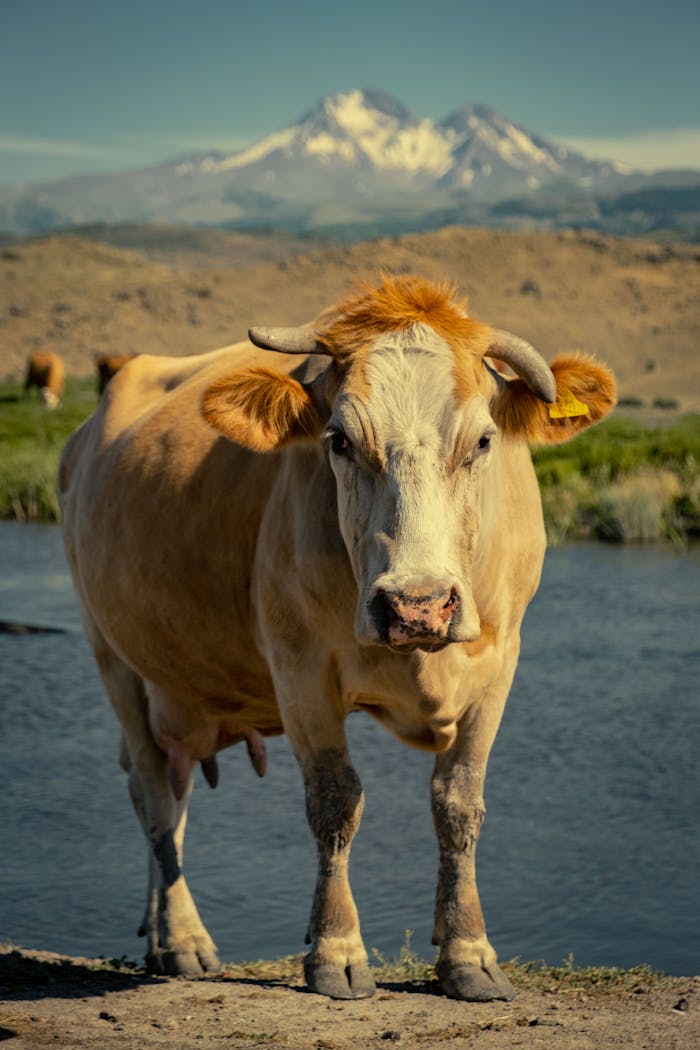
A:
[2, 0, 699, 185]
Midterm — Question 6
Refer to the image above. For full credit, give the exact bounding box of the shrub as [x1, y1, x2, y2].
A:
[652, 397, 680, 410]
[592, 470, 680, 543]
[617, 396, 645, 408]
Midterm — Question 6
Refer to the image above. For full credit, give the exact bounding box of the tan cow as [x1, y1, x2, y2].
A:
[58, 275, 615, 1002]
[24, 350, 65, 408]
[94, 352, 136, 396]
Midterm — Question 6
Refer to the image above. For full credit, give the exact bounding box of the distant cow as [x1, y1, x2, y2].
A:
[95, 353, 136, 396]
[59, 275, 615, 1002]
[24, 351, 64, 409]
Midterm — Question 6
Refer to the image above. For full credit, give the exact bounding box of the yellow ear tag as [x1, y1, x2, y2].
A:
[548, 390, 589, 419]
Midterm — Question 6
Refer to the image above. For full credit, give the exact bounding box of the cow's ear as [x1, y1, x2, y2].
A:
[201, 367, 323, 451]
[492, 353, 616, 445]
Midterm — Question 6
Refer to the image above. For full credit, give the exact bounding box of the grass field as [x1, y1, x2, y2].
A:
[0, 377, 96, 521]
[1, 376, 698, 543]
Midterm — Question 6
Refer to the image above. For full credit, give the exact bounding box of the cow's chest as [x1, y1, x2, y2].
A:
[337, 638, 503, 752]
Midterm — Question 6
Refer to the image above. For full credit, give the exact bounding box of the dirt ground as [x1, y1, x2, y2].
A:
[0, 946, 697, 1050]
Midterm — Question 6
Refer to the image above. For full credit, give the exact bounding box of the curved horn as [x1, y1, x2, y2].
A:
[248, 326, 327, 355]
[487, 329, 557, 403]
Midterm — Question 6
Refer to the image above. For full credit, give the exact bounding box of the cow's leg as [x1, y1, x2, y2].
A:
[90, 636, 220, 976]
[431, 671, 517, 1002]
[284, 704, 374, 999]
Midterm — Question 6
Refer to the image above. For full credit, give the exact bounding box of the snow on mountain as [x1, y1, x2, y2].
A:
[197, 90, 457, 178]
[437, 103, 623, 193]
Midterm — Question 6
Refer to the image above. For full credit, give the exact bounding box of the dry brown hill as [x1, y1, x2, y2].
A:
[2, 226, 699, 409]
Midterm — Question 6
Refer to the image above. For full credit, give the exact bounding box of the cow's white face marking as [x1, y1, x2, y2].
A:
[325, 325, 497, 650]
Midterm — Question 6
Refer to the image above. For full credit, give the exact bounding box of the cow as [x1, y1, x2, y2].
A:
[58, 275, 616, 1002]
[94, 352, 136, 396]
[24, 350, 65, 409]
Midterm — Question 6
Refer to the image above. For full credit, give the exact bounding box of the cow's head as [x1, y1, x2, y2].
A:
[202, 275, 615, 652]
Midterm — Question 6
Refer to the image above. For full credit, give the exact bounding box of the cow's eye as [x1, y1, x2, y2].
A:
[329, 429, 351, 457]
[464, 429, 496, 467]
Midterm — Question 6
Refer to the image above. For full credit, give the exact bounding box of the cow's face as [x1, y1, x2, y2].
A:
[325, 326, 492, 650]
[202, 276, 616, 652]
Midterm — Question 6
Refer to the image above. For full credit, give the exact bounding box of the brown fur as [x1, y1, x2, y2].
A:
[24, 350, 65, 406]
[201, 366, 322, 451]
[493, 352, 617, 445]
[318, 274, 493, 403]
[319, 275, 485, 354]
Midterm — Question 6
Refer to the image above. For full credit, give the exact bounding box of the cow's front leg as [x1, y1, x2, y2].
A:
[300, 747, 376, 999]
[431, 703, 516, 1002]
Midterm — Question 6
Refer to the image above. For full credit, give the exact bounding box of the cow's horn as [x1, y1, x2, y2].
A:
[248, 326, 327, 355]
[487, 329, 557, 403]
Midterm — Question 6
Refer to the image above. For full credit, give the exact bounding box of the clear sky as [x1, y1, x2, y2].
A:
[2, 0, 699, 185]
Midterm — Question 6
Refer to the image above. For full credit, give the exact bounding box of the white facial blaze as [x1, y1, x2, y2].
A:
[368, 348, 459, 592]
[328, 326, 493, 645]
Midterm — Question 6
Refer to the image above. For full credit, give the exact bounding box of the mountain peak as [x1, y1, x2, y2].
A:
[302, 88, 420, 134]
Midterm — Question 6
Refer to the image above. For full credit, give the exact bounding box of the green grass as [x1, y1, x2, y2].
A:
[1, 374, 699, 544]
[532, 413, 700, 486]
[0, 376, 96, 520]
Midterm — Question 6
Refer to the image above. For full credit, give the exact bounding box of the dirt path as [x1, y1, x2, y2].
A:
[1, 946, 697, 1049]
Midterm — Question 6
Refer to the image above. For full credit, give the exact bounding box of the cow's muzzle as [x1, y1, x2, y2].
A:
[369, 586, 468, 652]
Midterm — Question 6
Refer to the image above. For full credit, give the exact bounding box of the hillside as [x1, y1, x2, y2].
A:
[2, 225, 699, 409]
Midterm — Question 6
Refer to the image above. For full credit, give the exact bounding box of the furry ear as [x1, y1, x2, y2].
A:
[201, 367, 323, 451]
[492, 353, 617, 445]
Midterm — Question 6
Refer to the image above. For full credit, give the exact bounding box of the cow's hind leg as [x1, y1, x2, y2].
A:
[91, 635, 220, 976]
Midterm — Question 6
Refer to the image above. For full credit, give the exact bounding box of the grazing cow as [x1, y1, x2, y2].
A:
[24, 350, 64, 409]
[94, 352, 136, 396]
[58, 275, 615, 1002]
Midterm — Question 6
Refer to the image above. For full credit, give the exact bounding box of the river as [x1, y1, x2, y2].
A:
[0, 522, 698, 975]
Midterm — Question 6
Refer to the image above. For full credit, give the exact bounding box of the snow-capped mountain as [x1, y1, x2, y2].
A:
[175, 89, 622, 194]
[1, 89, 696, 237]
[196, 90, 458, 181]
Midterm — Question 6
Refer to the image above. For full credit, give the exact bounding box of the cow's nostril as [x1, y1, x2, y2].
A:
[438, 588, 460, 623]
[369, 589, 398, 639]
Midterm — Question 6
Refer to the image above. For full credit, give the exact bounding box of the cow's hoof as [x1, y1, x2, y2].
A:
[304, 956, 376, 999]
[436, 960, 516, 1002]
[146, 946, 221, 978]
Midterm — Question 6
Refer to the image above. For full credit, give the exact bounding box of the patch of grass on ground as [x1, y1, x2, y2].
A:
[370, 931, 436, 984]
[505, 954, 676, 996]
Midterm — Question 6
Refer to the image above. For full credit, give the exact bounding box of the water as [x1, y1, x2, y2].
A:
[0, 522, 698, 975]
